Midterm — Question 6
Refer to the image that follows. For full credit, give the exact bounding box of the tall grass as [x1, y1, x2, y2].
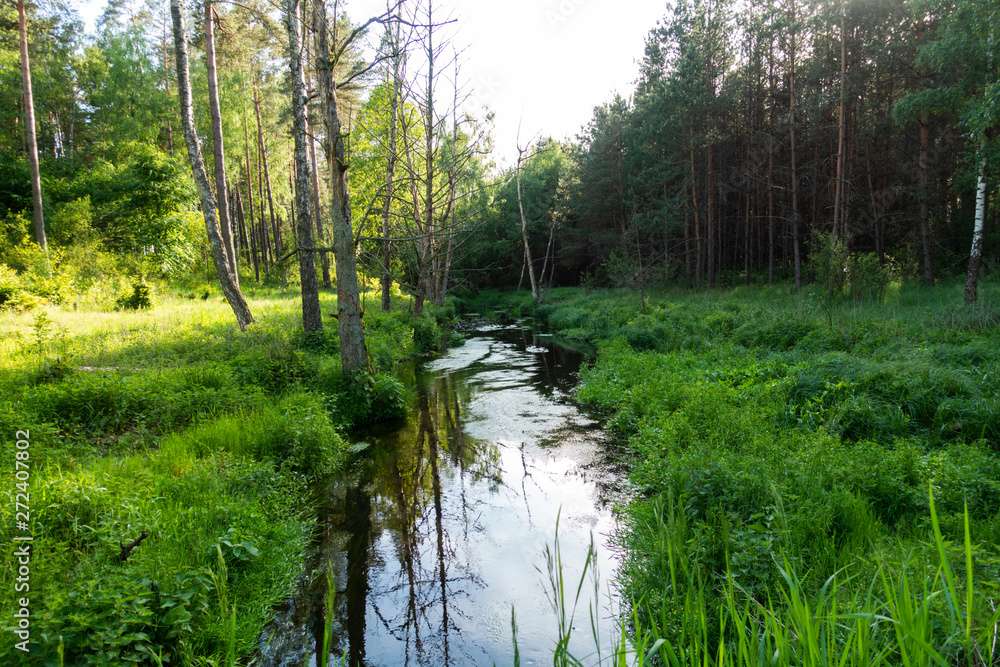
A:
[473, 281, 1000, 666]
[525, 491, 998, 666]
[0, 288, 433, 664]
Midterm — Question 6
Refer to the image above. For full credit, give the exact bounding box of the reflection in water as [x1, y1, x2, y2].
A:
[263, 325, 624, 667]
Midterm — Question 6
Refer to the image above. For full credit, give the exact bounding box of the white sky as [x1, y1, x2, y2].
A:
[73, 0, 667, 167]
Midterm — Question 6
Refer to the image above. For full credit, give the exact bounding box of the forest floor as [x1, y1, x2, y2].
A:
[0, 286, 448, 664]
[463, 280, 1000, 664]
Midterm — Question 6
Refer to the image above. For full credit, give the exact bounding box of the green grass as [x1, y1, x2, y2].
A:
[467, 280, 1000, 665]
[0, 285, 445, 664]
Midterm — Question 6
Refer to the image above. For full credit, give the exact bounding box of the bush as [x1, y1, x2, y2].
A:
[370, 373, 407, 423]
[324, 371, 407, 428]
[115, 281, 152, 310]
[412, 314, 443, 354]
[0, 263, 24, 310]
[808, 231, 848, 298]
[622, 313, 680, 351]
[846, 252, 893, 303]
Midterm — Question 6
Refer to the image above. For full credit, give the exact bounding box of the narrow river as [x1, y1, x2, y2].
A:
[263, 323, 626, 666]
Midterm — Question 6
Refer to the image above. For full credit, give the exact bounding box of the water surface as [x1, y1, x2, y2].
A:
[263, 324, 625, 666]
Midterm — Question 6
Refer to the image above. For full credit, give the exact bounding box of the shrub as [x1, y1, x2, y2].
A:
[808, 231, 848, 298]
[115, 281, 152, 310]
[622, 313, 678, 351]
[846, 252, 893, 303]
[412, 314, 443, 354]
[370, 373, 407, 423]
[0, 263, 24, 310]
[323, 371, 407, 429]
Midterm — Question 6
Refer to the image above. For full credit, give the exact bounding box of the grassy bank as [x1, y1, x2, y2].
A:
[465, 282, 1000, 665]
[0, 287, 447, 664]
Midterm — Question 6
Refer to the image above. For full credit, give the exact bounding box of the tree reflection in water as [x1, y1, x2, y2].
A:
[300, 327, 622, 667]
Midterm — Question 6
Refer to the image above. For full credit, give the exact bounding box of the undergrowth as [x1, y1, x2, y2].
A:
[0, 286, 455, 664]
[467, 280, 1000, 665]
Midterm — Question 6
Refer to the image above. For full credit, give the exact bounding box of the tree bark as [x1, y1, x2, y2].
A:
[788, 0, 802, 289]
[253, 86, 282, 258]
[170, 0, 253, 330]
[832, 1, 847, 241]
[204, 0, 237, 284]
[303, 24, 332, 289]
[423, 0, 438, 306]
[241, 114, 261, 279]
[706, 144, 716, 288]
[254, 119, 271, 277]
[690, 139, 703, 285]
[964, 150, 987, 304]
[516, 147, 541, 302]
[918, 115, 934, 284]
[315, 0, 369, 373]
[381, 23, 402, 311]
[234, 186, 249, 261]
[767, 35, 775, 283]
[16, 0, 46, 252]
[283, 0, 322, 334]
[401, 105, 427, 315]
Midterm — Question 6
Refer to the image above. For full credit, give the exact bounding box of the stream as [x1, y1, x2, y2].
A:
[262, 323, 628, 666]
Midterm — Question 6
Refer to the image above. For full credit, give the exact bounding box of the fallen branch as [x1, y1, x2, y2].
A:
[118, 530, 149, 563]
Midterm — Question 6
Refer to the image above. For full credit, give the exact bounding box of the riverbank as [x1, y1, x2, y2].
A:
[463, 282, 1000, 664]
[0, 287, 449, 664]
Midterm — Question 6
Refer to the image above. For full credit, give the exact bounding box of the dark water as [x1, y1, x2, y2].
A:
[262, 324, 626, 666]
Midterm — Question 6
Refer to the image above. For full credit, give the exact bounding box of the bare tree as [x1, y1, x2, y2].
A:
[16, 0, 47, 252]
[516, 137, 540, 303]
[170, 0, 254, 329]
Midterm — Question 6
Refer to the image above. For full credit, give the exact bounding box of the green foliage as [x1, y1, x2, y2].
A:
[324, 371, 408, 429]
[412, 313, 443, 354]
[115, 281, 152, 311]
[808, 231, 849, 299]
[474, 281, 1000, 664]
[0, 264, 27, 310]
[0, 290, 424, 664]
[161, 393, 347, 478]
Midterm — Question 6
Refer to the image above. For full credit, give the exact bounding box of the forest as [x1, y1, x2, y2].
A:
[1, 0, 998, 664]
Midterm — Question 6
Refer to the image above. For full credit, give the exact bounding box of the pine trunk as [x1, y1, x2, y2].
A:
[918, 115, 934, 284]
[284, 0, 322, 333]
[204, 1, 237, 283]
[315, 0, 369, 373]
[170, 0, 253, 330]
[788, 0, 802, 289]
[17, 0, 46, 252]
